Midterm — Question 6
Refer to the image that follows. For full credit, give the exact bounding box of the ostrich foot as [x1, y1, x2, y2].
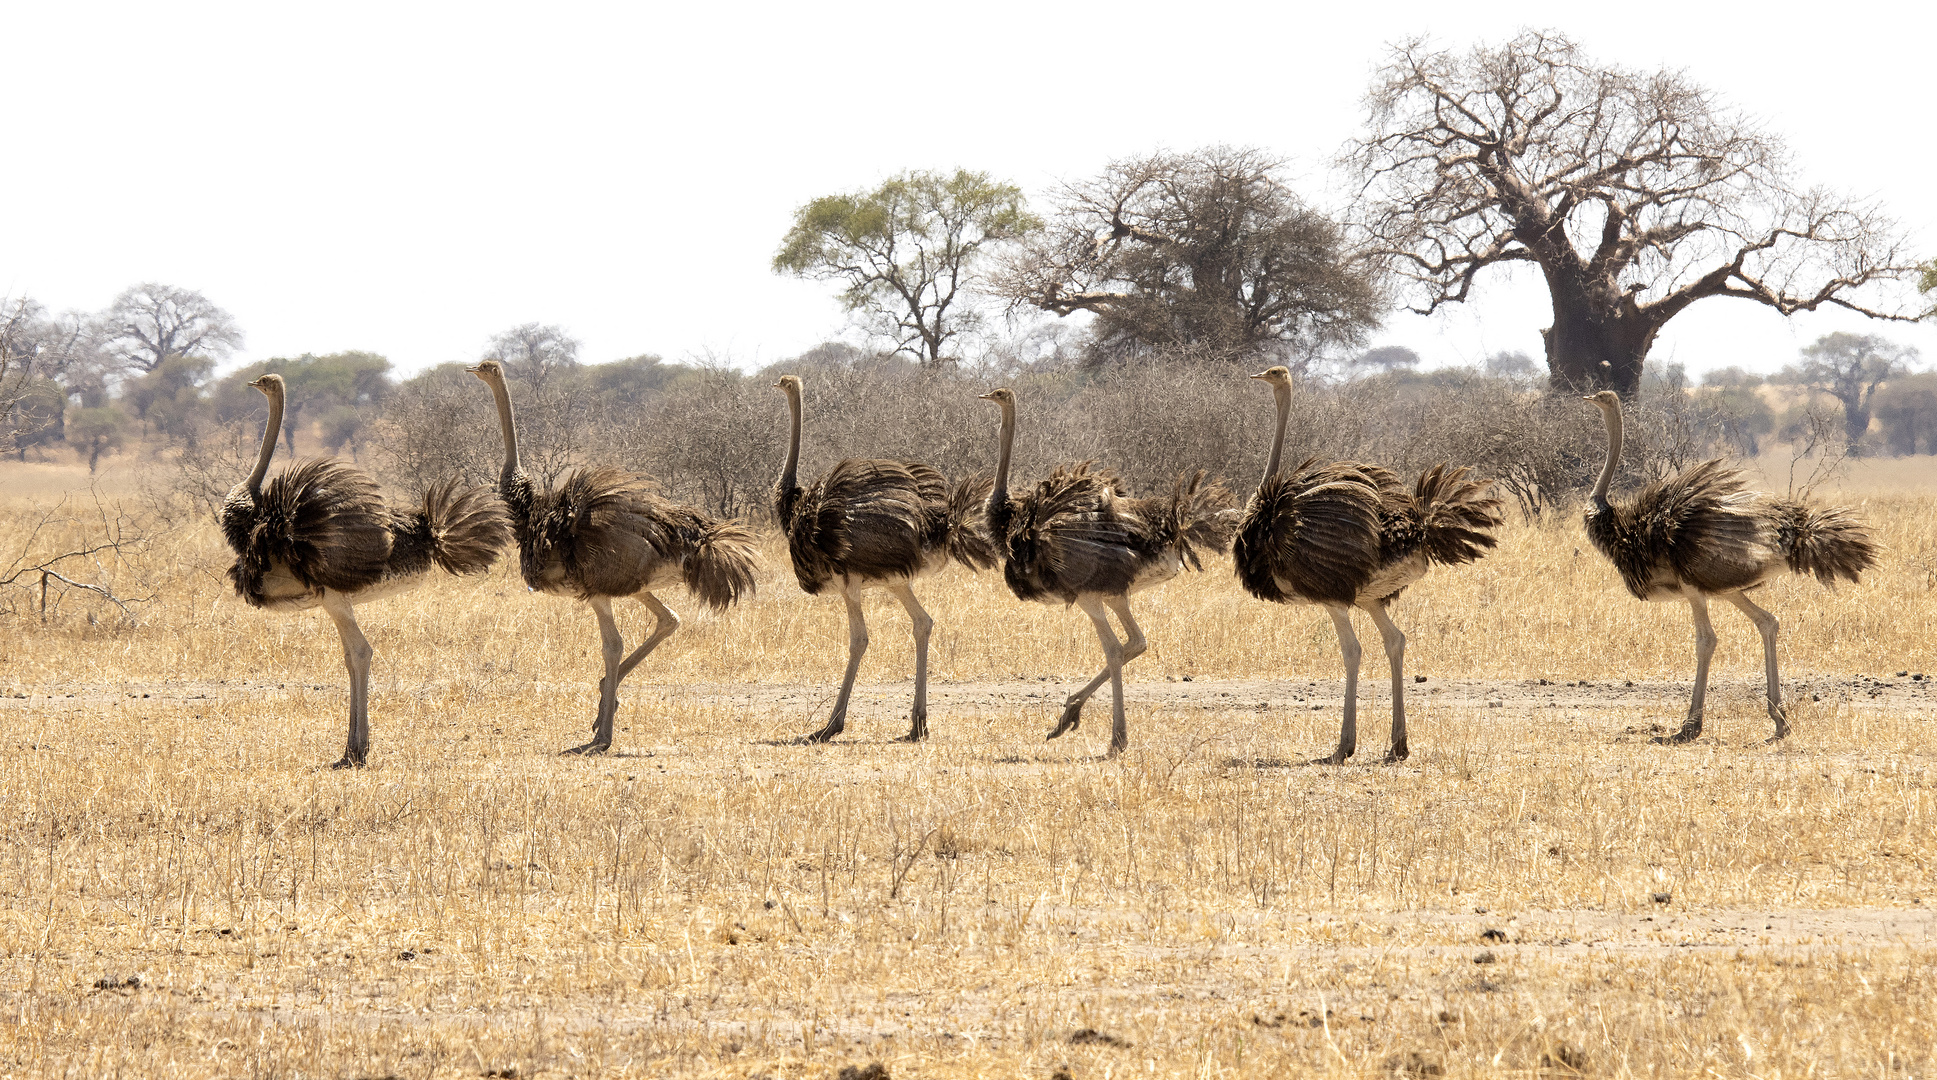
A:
[798, 718, 845, 745]
[1045, 700, 1085, 741]
[331, 753, 367, 770]
[1382, 745, 1410, 764]
[560, 740, 611, 756]
[1766, 707, 1791, 743]
[1310, 747, 1352, 766]
[895, 713, 929, 743]
[1650, 722, 1702, 746]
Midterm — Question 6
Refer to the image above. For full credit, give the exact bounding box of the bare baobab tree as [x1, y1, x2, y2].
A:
[1581, 391, 1877, 744]
[1348, 31, 1925, 396]
[221, 374, 509, 768]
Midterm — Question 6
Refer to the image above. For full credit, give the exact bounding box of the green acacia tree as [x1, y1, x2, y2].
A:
[774, 169, 1039, 368]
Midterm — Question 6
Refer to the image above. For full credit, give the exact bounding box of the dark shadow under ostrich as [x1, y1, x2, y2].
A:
[1581, 390, 1878, 744]
[472, 359, 760, 755]
[220, 373, 510, 768]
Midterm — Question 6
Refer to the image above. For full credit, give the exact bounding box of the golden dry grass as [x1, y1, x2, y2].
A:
[0, 465, 1933, 1078]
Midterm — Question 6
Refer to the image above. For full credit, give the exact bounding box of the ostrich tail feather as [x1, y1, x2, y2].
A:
[1413, 463, 1504, 567]
[1778, 500, 1879, 586]
[684, 517, 761, 611]
[945, 473, 1000, 571]
[422, 478, 513, 576]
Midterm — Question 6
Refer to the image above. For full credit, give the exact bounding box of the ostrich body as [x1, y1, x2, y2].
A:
[773, 375, 995, 743]
[1582, 390, 1877, 744]
[1232, 366, 1502, 764]
[220, 373, 510, 768]
[473, 360, 759, 755]
[979, 386, 1236, 757]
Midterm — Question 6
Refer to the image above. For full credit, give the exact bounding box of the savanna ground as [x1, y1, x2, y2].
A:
[0, 456, 1934, 1078]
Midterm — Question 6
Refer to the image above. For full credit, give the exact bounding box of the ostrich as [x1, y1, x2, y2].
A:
[1582, 389, 1877, 744]
[979, 386, 1236, 757]
[773, 374, 995, 743]
[472, 359, 760, 755]
[220, 373, 510, 768]
[1233, 366, 1503, 765]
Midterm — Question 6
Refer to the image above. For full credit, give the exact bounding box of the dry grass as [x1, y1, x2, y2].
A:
[0, 463, 1933, 1078]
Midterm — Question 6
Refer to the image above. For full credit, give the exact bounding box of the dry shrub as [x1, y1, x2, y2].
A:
[336, 351, 1749, 530]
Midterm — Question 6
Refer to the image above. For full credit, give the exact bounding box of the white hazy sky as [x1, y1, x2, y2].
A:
[7, 1, 1933, 379]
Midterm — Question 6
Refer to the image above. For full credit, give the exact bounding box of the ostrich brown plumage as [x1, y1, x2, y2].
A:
[472, 360, 759, 755]
[1232, 366, 1502, 765]
[979, 386, 1236, 757]
[1582, 390, 1877, 744]
[219, 373, 510, 768]
[773, 374, 995, 743]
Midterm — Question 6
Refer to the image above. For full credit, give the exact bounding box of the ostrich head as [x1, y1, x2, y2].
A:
[773, 374, 802, 396]
[249, 372, 285, 396]
[977, 387, 1016, 407]
[467, 359, 506, 384]
[1249, 365, 1293, 385]
[1583, 389, 1622, 413]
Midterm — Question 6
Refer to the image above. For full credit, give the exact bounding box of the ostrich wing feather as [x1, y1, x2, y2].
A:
[224, 459, 393, 605]
[1233, 458, 1384, 606]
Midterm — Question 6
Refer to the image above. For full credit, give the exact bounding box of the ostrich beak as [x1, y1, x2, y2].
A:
[1249, 371, 1270, 380]
[977, 391, 997, 401]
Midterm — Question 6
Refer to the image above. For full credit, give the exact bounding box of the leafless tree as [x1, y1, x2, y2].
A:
[100, 283, 243, 375]
[1, 299, 38, 455]
[485, 323, 581, 395]
[1348, 31, 1924, 396]
[1001, 147, 1380, 369]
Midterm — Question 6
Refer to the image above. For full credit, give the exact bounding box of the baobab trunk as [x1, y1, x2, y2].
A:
[1540, 289, 1659, 398]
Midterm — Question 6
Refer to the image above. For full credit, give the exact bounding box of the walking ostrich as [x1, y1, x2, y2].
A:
[979, 386, 1236, 757]
[1581, 390, 1877, 744]
[221, 373, 510, 768]
[471, 360, 759, 754]
[1232, 366, 1503, 765]
[773, 374, 995, 742]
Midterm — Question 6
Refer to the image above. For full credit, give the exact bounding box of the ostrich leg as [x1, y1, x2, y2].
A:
[614, 593, 681, 684]
[1070, 595, 1129, 756]
[1726, 590, 1789, 742]
[889, 584, 934, 742]
[1047, 596, 1148, 739]
[566, 597, 625, 755]
[1315, 605, 1362, 765]
[804, 592, 868, 743]
[1362, 600, 1409, 763]
[1658, 593, 1717, 745]
[321, 594, 374, 769]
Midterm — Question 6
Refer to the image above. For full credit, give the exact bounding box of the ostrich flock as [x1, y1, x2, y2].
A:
[217, 367, 1879, 769]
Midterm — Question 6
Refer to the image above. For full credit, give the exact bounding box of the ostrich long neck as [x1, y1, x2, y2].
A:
[779, 385, 802, 496]
[1591, 402, 1623, 504]
[244, 387, 284, 494]
[990, 400, 1015, 509]
[486, 375, 521, 487]
[1261, 381, 1290, 488]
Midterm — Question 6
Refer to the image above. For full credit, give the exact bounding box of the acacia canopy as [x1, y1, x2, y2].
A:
[1349, 31, 1923, 395]
[775, 169, 1037, 368]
